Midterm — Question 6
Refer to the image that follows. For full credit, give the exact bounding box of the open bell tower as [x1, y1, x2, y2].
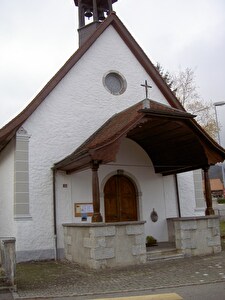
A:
[74, 0, 118, 46]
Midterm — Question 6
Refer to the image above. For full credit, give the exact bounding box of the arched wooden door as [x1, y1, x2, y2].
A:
[104, 175, 138, 222]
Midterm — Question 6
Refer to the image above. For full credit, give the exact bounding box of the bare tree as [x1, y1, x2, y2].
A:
[156, 63, 218, 140]
[187, 100, 218, 140]
[171, 68, 199, 107]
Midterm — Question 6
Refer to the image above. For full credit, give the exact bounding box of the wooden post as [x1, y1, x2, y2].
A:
[78, 0, 85, 28]
[92, 0, 98, 22]
[107, 0, 113, 13]
[91, 161, 103, 222]
[203, 166, 215, 215]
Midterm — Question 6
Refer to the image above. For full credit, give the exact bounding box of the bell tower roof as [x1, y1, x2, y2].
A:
[74, 0, 118, 46]
[74, 0, 118, 6]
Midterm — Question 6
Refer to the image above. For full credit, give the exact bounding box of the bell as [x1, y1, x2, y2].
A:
[98, 10, 105, 21]
[84, 9, 93, 19]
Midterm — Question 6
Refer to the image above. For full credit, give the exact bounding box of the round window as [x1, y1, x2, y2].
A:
[103, 71, 127, 95]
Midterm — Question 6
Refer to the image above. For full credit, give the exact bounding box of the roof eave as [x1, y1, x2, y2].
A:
[0, 13, 184, 150]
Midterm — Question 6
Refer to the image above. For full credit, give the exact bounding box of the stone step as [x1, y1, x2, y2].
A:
[147, 248, 184, 262]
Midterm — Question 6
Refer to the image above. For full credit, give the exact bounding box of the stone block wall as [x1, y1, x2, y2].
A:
[0, 238, 16, 287]
[213, 203, 225, 220]
[63, 221, 146, 269]
[167, 216, 221, 256]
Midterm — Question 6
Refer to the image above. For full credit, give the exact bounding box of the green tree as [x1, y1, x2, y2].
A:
[155, 62, 174, 90]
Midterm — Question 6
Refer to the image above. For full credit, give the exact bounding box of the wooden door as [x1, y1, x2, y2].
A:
[104, 175, 138, 222]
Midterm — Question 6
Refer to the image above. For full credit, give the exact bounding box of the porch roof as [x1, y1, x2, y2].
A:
[54, 99, 225, 175]
[209, 179, 224, 191]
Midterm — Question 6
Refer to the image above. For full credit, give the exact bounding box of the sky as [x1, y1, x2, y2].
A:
[1, 0, 225, 145]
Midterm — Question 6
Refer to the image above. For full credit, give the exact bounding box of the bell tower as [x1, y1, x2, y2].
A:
[74, 0, 118, 46]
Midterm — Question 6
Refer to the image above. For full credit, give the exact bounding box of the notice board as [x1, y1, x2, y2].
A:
[74, 203, 93, 217]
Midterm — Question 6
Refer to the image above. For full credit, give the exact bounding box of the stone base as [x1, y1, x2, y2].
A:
[0, 237, 16, 287]
[167, 216, 221, 256]
[16, 248, 55, 262]
[63, 221, 146, 269]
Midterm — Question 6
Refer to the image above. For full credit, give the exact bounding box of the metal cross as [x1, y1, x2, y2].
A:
[141, 80, 152, 99]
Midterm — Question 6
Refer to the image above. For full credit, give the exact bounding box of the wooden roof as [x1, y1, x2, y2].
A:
[54, 99, 225, 175]
[74, 0, 118, 6]
[0, 13, 184, 152]
[210, 179, 224, 191]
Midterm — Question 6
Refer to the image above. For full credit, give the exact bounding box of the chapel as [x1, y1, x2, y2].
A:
[0, 0, 225, 268]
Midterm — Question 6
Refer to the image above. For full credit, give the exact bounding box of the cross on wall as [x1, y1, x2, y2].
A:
[141, 80, 152, 99]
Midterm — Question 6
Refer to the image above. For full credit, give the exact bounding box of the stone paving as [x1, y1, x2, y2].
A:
[14, 250, 225, 299]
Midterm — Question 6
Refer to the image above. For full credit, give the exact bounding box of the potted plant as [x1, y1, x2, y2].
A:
[146, 235, 157, 247]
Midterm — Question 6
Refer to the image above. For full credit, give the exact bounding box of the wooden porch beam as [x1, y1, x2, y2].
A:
[91, 160, 103, 222]
[203, 166, 215, 215]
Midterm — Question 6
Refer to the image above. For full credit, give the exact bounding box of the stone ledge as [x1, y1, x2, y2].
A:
[63, 221, 146, 227]
[167, 216, 219, 222]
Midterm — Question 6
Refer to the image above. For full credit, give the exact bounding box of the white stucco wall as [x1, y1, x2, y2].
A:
[193, 169, 206, 215]
[177, 171, 202, 217]
[0, 140, 15, 237]
[56, 139, 180, 251]
[14, 24, 173, 259]
[8, 24, 200, 260]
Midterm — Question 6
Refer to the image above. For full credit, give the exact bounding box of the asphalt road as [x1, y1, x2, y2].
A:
[1, 282, 225, 300]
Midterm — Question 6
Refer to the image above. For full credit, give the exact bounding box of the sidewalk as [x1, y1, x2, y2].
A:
[12, 249, 225, 299]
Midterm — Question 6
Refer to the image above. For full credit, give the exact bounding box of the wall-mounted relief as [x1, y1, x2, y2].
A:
[150, 208, 158, 222]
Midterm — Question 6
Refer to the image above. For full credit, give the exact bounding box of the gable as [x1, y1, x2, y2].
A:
[76, 24, 172, 106]
[0, 13, 186, 152]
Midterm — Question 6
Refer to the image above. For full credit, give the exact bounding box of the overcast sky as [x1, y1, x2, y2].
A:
[1, 0, 225, 145]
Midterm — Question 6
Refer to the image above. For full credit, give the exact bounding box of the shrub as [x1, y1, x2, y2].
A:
[146, 235, 157, 246]
[217, 198, 225, 204]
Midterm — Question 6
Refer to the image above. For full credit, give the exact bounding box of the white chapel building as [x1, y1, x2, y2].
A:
[0, 0, 225, 267]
